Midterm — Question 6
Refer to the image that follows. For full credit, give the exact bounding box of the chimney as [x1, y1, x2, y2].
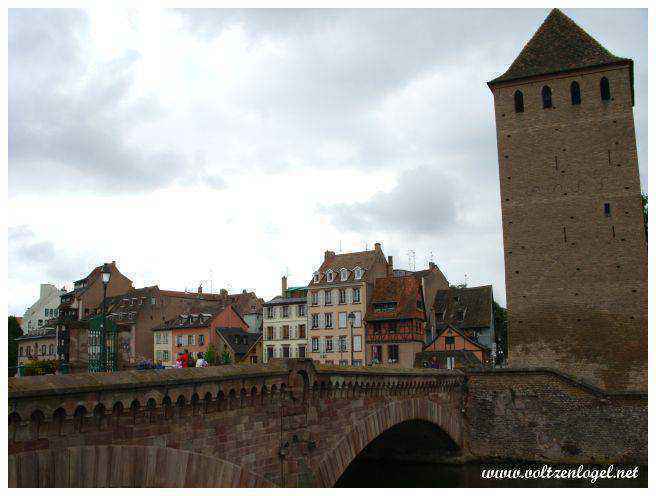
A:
[429, 262, 436, 270]
[374, 242, 381, 251]
[198, 284, 203, 294]
[281, 275, 288, 294]
[387, 256, 393, 276]
[40, 284, 49, 299]
[324, 250, 336, 261]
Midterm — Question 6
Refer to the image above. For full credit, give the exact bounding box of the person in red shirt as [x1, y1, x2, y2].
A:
[181, 349, 189, 368]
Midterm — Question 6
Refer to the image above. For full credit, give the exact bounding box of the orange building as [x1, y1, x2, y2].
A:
[154, 303, 249, 363]
[416, 324, 491, 370]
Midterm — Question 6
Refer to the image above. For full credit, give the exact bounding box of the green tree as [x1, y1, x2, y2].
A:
[204, 344, 217, 365]
[221, 350, 232, 365]
[492, 301, 508, 366]
[8, 316, 22, 376]
[642, 193, 648, 238]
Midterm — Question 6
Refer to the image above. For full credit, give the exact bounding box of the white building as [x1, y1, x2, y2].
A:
[262, 277, 308, 363]
[22, 284, 65, 335]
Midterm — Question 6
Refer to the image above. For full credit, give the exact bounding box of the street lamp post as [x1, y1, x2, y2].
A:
[100, 263, 111, 371]
[347, 312, 355, 366]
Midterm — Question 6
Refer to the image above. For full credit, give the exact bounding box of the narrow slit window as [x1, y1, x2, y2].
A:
[600, 77, 611, 101]
[563, 226, 567, 242]
[542, 85, 553, 109]
[514, 90, 524, 113]
[604, 203, 611, 217]
[570, 81, 581, 105]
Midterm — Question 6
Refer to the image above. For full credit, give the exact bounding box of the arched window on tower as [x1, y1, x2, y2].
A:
[600, 77, 611, 101]
[514, 90, 524, 113]
[570, 81, 581, 105]
[542, 86, 553, 109]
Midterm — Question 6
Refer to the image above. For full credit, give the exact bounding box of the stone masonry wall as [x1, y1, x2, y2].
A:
[491, 64, 648, 392]
[463, 369, 647, 465]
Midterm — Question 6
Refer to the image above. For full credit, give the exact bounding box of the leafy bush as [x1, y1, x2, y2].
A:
[23, 359, 60, 376]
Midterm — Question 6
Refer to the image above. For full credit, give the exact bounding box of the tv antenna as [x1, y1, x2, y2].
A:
[406, 250, 416, 271]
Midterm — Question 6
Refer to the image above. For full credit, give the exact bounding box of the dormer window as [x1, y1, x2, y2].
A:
[354, 267, 364, 280]
[313, 272, 320, 283]
[340, 268, 349, 281]
[326, 270, 334, 283]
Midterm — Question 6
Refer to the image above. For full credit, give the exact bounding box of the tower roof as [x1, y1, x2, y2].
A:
[489, 9, 632, 86]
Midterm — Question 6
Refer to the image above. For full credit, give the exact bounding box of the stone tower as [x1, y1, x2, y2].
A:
[488, 9, 647, 391]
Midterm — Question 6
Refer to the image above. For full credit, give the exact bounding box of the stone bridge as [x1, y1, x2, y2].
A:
[8, 359, 647, 487]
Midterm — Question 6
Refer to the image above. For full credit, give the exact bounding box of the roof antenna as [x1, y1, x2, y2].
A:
[406, 249, 416, 271]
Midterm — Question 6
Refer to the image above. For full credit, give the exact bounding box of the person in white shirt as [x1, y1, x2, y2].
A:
[195, 352, 208, 367]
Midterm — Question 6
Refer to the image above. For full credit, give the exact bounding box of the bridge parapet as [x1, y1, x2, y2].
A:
[8, 359, 464, 456]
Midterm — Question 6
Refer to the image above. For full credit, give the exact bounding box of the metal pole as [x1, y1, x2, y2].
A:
[101, 283, 107, 371]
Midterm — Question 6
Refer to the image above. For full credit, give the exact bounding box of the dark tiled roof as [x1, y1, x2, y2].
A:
[152, 301, 230, 331]
[216, 328, 261, 358]
[414, 350, 484, 370]
[489, 9, 631, 85]
[365, 275, 425, 322]
[309, 248, 388, 286]
[433, 285, 493, 330]
[264, 295, 307, 306]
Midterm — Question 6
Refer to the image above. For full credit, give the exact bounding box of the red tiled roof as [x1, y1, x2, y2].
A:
[489, 9, 631, 86]
[365, 275, 425, 322]
[309, 248, 388, 286]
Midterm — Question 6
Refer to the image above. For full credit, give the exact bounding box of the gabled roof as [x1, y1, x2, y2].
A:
[425, 323, 490, 352]
[365, 275, 425, 322]
[216, 328, 261, 358]
[489, 9, 632, 86]
[309, 247, 388, 286]
[434, 285, 493, 329]
[152, 301, 232, 331]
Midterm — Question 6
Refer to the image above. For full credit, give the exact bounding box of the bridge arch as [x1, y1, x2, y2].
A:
[312, 396, 462, 488]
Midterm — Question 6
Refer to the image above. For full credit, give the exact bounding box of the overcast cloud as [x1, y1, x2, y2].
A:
[8, 8, 648, 316]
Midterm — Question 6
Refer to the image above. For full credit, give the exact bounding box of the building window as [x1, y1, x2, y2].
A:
[250, 355, 258, 364]
[19, 346, 23, 357]
[311, 337, 319, 352]
[313, 272, 320, 283]
[373, 302, 397, 313]
[340, 268, 349, 281]
[267, 346, 274, 360]
[372, 345, 382, 364]
[311, 314, 320, 329]
[354, 267, 364, 280]
[41, 345, 46, 355]
[446, 356, 455, 370]
[266, 326, 274, 340]
[353, 287, 361, 303]
[339, 288, 347, 304]
[298, 345, 306, 358]
[570, 81, 581, 105]
[298, 304, 306, 317]
[353, 359, 362, 366]
[266, 307, 275, 319]
[311, 292, 318, 306]
[199, 334, 205, 346]
[325, 336, 334, 352]
[600, 77, 611, 101]
[353, 335, 362, 352]
[339, 359, 348, 366]
[339, 312, 347, 329]
[282, 306, 289, 318]
[176, 335, 183, 347]
[283, 325, 290, 340]
[282, 345, 290, 358]
[339, 335, 347, 352]
[324, 313, 333, 328]
[353, 311, 362, 327]
[541, 85, 552, 109]
[324, 290, 332, 305]
[326, 270, 334, 283]
[298, 324, 306, 339]
[455, 309, 465, 321]
[604, 203, 611, 217]
[445, 335, 455, 350]
[514, 90, 524, 113]
[387, 344, 399, 364]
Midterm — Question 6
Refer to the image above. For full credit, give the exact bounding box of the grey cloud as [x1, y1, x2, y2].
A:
[9, 9, 190, 194]
[8, 225, 95, 282]
[320, 166, 463, 235]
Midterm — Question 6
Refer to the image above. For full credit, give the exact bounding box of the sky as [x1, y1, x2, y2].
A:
[8, 8, 648, 316]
